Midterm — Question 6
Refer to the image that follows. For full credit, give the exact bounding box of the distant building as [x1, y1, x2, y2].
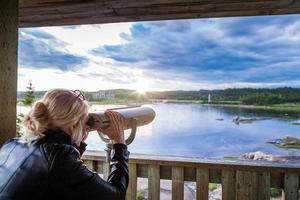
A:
[93, 90, 115, 100]
[208, 94, 211, 103]
[106, 90, 115, 100]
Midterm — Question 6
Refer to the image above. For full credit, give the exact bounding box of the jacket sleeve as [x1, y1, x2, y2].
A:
[48, 143, 129, 200]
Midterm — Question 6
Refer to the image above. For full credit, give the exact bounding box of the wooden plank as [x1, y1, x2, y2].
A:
[0, 0, 18, 145]
[20, 8, 300, 27]
[20, 0, 297, 17]
[236, 171, 257, 200]
[105, 0, 292, 9]
[172, 167, 184, 200]
[19, 0, 286, 8]
[18, 0, 300, 27]
[126, 163, 137, 200]
[84, 160, 94, 171]
[148, 165, 160, 200]
[221, 170, 236, 200]
[115, 1, 300, 16]
[84, 158, 286, 191]
[196, 168, 209, 200]
[20, 0, 300, 11]
[95, 161, 104, 174]
[83, 151, 300, 174]
[257, 172, 270, 200]
[284, 173, 299, 200]
[102, 162, 110, 180]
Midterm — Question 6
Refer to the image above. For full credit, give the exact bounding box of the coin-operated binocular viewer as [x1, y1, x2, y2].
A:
[87, 106, 156, 175]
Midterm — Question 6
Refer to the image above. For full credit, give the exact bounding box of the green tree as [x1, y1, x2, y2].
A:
[16, 113, 24, 137]
[22, 80, 35, 106]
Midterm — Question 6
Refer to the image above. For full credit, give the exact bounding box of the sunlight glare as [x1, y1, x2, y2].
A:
[135, 78, 149, 95]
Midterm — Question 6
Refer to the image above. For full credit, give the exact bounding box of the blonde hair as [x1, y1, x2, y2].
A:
[22, 88, 90, 142]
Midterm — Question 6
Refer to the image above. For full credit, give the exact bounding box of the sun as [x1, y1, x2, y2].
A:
[135, 78, 149, 95]
[136, 87, 148, 95]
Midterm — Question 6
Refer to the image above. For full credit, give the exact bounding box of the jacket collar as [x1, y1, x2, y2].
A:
[43, 128, 73, 145]
[42, 128, 87, 156]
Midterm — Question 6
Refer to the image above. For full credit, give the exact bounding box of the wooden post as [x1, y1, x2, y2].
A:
[222, 170, 236, 200]
[256, 172, 270, 200]
[126, 163, 137, 200]
[148, 164, 160, 200]
[196, 168, 209, 200]
[284, 173, 299, 200]
[236, 171, 257, 200]
[172, 167, 184, 200]
[0, 0, 19, 145]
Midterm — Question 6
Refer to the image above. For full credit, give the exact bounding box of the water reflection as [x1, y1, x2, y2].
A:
[86, 103, 300, 158]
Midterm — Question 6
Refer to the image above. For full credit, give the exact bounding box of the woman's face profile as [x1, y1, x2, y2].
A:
[82, 113, 91, 133]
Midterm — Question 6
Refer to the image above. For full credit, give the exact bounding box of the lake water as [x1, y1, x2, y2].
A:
[18, 103, 300, 158]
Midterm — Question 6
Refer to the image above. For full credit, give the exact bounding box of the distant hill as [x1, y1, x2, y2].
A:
[146, 87, 300, 105]
[18, 87, 300, 105]
[18, 89, 137, 101]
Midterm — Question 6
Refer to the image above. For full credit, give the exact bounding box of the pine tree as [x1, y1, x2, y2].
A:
[22, 80, 35, 107]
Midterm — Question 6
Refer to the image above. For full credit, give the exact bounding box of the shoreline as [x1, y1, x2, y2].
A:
[17, 98, 300, 113]
[163, 99, 300, 113]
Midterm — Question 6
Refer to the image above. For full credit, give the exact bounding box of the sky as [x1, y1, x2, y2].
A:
[18, 14, 300, 92]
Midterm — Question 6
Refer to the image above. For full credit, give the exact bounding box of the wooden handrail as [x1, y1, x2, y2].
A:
[83, 150, 300, 173]
[82, 150, 300, 200]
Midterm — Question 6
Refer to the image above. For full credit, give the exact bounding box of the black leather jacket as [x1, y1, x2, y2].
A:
[0, 129, 129, 200]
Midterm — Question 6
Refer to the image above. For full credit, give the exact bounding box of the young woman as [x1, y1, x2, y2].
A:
[0, 89, 129, 200]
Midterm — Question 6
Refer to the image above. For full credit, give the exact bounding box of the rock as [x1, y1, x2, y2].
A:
[267, 139, 286, 145]
[232, 116, 256, 124]
[242, 151, 274, 161]
[267, 136, 300, 150]
[242, 151, 300, 162]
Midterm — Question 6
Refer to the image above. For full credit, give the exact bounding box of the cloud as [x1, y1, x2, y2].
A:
[92, 15, 300, 86]
[18, 15, 300, 91]
[19, 29, 87, 71]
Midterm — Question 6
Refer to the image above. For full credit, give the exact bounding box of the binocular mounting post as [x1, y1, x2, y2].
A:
[97, 118, 137, 178]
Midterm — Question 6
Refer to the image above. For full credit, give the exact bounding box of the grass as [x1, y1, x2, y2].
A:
[136, 189, 145, 200]
[209, 183, 218, 191]
[270, 188, 282, 197]
[223, 156, 239, 160]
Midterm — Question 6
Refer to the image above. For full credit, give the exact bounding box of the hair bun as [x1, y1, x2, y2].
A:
[32, 101, 49, 124]
[23, 101, 49, 133]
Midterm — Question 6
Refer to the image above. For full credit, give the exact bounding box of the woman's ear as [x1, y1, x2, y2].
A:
[67, 122, 78, 135]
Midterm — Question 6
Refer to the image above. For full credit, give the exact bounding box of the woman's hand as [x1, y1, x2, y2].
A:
[98, 111, 125, 145]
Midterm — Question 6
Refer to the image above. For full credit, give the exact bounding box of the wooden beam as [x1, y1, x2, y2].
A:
[0, 0, 18, 145]
[18, 0, 300, 27]
[83, 150, 300, 174]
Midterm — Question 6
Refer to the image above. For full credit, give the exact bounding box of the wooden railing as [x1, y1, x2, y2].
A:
[82, 150, 300, 200]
